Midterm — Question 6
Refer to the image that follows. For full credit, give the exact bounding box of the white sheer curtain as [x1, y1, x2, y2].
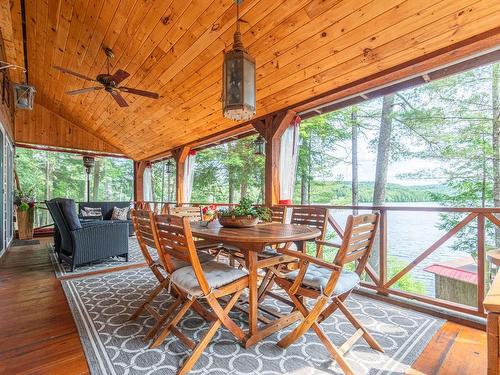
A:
[143, 164, 153, 202]
[279, 116, 301, 204]
[183, 152, 197, 203]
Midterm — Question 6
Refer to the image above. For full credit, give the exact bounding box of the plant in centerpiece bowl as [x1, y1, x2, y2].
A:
[200, 204, 217, 227]
[217, 198, 272, 228]
[14, 188, 36, 240]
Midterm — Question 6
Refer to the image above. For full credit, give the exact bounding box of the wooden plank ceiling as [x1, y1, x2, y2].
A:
[5, 0, 500, 159]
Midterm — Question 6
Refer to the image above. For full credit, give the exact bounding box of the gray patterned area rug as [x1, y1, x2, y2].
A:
[62, 267, 444, 375]
[50, 237, 146, 278]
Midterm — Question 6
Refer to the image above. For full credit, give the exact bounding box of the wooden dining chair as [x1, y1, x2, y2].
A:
[169, 205, 201, 221]
[128, 208, 174, 340]
[273, 213, 382, 375]
[165, 203, 222, 255]
[290, 206, 329, 257]
[129, 209, 214, 341]
[257, 206, 329, 302]
[150, 214, 249, 375]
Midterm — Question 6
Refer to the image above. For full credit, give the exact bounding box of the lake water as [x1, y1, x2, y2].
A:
[327, 202, 474, 297]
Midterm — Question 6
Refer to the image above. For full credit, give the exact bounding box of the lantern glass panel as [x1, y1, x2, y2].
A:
[226, 57, 242, 105]
[243, 58, 255, 110]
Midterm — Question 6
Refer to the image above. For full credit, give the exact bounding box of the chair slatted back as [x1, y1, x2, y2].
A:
[290, 207, 328, 235]
[160, 203, 175, 214]
[154, 214, 211, 295]
[131, 209, 166, 281]
[291, 207, 328, 256]
[169, 205, 201, 221]
[335, 213, 379, 274]
[270, 206, 288, 223]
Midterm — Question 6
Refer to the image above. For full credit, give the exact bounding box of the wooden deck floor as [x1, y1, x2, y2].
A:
[0, 239, 487, 375]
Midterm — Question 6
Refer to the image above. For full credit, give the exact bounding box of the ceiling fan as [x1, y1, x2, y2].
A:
[53, 47, 159, 107]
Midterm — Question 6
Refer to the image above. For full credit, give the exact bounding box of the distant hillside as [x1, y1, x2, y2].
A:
[293, 181, 449, 204]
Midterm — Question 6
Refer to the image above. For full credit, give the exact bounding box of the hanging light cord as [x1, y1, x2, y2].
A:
[236, 2, 240, 33]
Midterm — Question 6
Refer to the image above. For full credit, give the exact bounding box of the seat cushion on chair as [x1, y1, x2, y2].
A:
[171, 261, 247, 297]
[261, 242, 298, 257]
[286, 264, 360, 296]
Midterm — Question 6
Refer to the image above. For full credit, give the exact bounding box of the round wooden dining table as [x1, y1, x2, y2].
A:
[190, 222, 322, 347]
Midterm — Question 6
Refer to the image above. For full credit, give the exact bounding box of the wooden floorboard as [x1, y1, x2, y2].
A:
[0, 238, 89, 375]
[0, 237, 488, 375]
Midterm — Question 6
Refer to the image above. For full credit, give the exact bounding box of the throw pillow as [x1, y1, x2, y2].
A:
[59, 199, 82, 231]
[81, 207, 102, 217]
[111, 206, 129, 221]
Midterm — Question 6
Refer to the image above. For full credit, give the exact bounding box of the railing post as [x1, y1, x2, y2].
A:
[478, 213, 485, 313]
[378, 209, 388, 295]
[173, 146, 190, 204]
[133, 160, 147, 202]
[252, 111, 296, 206]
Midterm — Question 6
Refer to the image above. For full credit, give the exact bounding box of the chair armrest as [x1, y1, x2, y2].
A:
[276, 248, 341, 271]
[316, 240, 341, 248]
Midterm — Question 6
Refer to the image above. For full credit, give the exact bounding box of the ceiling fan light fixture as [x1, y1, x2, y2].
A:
[222, 0, 256, 122]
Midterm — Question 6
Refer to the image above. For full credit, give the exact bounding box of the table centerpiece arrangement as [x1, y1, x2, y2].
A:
[200, 205, 217, 227]
[217, 198, 272, 228]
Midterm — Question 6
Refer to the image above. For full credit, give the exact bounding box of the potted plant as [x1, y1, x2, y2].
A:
[14, 189, 35, 240]
[217, 198, 272, 228]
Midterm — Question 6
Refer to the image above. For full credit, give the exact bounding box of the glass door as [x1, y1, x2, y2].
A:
[6, 139, 13, 246]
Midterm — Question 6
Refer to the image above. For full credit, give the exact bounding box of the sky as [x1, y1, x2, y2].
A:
[326, 126, 446, 186]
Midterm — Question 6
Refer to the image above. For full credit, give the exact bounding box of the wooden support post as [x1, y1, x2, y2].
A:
[478, 213, 486, 313]
[173, 146, 190, 204]
[133, 160, 148, 202]
[252, 110, 296, 207]
[378, 209, 388, 295]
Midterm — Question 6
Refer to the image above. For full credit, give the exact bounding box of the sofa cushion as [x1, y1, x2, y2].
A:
[78, 201, 131, 220]
[59, 199, 82, 231]
[111, 206, 129, 220]
[81, 207, 103, 217]
[286, 264, 359, 296]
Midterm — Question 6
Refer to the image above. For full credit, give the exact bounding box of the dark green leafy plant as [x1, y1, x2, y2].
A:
[217, 197, 272, 222]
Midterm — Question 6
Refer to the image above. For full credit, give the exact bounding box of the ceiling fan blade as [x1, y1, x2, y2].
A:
[109, 90, 128, 107]
[53, 66, 96, 82]
[66, 87, 103, 95]
[119, 86, 159, 99]
[111, 69, 130, 85]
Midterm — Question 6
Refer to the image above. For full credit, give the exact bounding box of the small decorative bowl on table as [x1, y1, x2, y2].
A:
[218, 215, 259, 228]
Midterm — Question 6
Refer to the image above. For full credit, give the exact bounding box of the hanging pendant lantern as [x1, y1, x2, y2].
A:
[82, 156, 95, 174]
[13, 83, 36, 110]
[222, 0, 256, 121]
[254, 135, 265, 156]
[165, 159, 174, 174]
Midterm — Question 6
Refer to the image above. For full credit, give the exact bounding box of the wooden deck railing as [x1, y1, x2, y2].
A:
[141, 201, 500, 319]
[38, 199, 497, 319]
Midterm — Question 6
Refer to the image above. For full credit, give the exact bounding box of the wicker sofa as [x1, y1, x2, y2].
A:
[78, 201, 134, 235]
[46, 198, 129, 271]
